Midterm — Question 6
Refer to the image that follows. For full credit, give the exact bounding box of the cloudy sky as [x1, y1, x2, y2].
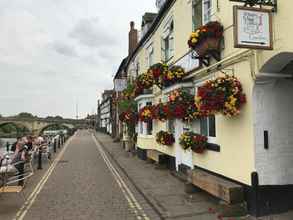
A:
[0, 0, 156, 119]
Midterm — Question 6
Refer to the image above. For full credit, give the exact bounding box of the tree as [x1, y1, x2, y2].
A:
[0, 124, 17, 133]
[46, 115, 63, 120]
[17, 112, 35, 118]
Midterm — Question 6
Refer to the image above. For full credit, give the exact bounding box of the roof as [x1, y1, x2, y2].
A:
[125, 0, 175, 69]
[114, 57, 128, 80]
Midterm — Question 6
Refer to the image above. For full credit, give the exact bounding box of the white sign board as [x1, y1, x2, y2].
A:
[114, 78, 127, 92]
[234, 6, 273, 50]
[173, 50, 200, 73]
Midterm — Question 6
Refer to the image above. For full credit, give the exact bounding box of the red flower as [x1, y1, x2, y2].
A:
[152, 69, 161, 78]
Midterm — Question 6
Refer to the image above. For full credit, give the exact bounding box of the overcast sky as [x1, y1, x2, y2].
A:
[0, 0, 156, 119]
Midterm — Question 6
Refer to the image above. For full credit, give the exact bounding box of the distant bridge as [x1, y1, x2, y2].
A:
[0, 117, 86, 135]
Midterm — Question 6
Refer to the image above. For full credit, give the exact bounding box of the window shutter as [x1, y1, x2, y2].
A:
[169, 33, 174, 58]
[161, 37, 166, 62]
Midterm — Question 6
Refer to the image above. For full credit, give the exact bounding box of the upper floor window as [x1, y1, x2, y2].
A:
[203, 0, 212, 24]
[146, 44, 154, 68]
[136, 62, 140, 77]
[161, 19, 174, 62]
[192, 0, 212, 31]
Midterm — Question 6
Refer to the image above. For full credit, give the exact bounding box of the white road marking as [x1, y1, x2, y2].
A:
[92, 135, 150, 220]
[14, 135, 74, 220]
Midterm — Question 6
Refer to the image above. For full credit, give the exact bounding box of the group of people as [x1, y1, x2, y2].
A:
[0, 135, 55, 186]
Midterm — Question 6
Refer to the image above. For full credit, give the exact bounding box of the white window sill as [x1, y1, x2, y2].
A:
[138, 134, 154, 139]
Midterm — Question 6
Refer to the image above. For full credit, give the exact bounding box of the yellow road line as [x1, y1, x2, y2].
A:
[92, 135, 150, 220]
[14, 135, 74, 220]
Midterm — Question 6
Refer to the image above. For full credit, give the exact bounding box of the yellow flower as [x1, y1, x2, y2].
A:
[191, 38, 198, 44]
[191, 32, 198, 38]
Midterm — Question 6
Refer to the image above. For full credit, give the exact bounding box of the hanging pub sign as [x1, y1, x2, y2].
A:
[114, 78, 127, 92]
[233, 6, 273, 50]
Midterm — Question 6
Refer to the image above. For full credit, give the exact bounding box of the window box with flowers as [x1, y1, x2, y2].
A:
[179, 131, 208, 154]
[156, 131, 175, 146]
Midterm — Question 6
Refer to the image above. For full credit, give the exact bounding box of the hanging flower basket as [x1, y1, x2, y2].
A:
[188, 21, 223, 58]
[179, 132, 207, 154]
[152, 103, 171, 121]
[167, 88, 197, 120]
[183, 103, 202, 122]
[156, 131, 175, 146]
[196, 75, 246, 117]
[169, 103, 188, 120]
[168, 89, 194, 104]
[138, 106, 154, 123]
[134, 72, 154, 97]
[162, 66, 187, 87]
[148, 63, 168, 88]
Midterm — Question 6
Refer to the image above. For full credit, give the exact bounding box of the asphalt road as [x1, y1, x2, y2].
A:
[16, 130, 159, 220]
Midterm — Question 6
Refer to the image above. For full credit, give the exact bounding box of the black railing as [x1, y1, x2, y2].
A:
[230, 0, 277, 12]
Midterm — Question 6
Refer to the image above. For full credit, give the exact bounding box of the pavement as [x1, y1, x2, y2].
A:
[93, 132, 293, 220]
[0, 130, 292, 220]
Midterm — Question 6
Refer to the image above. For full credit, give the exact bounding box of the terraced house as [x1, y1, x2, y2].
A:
[114, 0, 293, 217]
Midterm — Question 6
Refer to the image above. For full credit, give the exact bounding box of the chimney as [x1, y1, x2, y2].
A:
[128, 21, 138, 56]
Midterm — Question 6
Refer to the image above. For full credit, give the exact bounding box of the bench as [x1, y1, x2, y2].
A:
[0, 185, 23, 193]
[188, 168, 244, 204]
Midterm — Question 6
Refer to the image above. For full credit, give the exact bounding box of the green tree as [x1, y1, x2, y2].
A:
[17, 112, 35, 118]
[0, 124, 17, 133]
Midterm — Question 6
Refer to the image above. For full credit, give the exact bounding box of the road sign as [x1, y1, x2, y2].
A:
[233, 6, 273, 50]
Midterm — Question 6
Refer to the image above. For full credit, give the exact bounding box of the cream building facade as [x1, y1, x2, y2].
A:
[122, 0, 293, 216]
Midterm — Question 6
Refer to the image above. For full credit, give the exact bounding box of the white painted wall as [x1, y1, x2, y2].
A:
[253, 79, 293, 185]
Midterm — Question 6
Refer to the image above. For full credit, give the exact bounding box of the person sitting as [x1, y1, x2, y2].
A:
[12, 138, 27, 186]
[25, 136, 34, 151]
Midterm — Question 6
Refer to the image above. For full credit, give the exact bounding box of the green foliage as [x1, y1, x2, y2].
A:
[118, 99, 137, 112]
[43, 124, 68, 131]
[0, 124, 17, 133]
[46, 115, 63, 120]
[0, 123, 29, 137]
[17, 112, 35, 118]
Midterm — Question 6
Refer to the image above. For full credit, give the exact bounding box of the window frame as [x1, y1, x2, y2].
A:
[146, 102, 153, 135]
[200, 116, 216, 143]
[146, 44, 154, 68]
[195, 79, 216, 143]
[192, 0, 212, 31]
[161, 18, 174, 62]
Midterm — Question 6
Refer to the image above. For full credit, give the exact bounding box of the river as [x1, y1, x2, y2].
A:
[0, 138, 16, 154]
